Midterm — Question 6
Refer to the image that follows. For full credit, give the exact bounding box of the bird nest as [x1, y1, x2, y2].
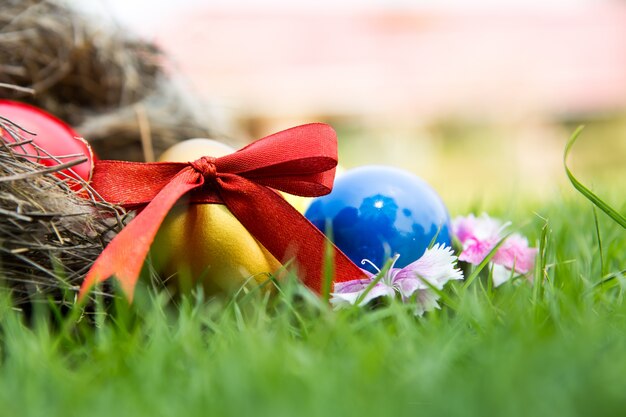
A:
[0, 115, 126, 307]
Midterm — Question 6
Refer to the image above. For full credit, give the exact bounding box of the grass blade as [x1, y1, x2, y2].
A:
[321, 221, 335, 302]
[354, 257, 395, 305]
[533, 218, 550, 304]
[592, 206, 605, 277]
[462, 234, 510, 289]
[564, 126, 626, 228]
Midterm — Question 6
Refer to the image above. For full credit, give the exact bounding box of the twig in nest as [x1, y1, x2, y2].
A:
[0, 83, 34, 94]
[135, 103, 155, 162]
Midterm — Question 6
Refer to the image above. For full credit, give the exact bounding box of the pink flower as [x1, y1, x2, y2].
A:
[330, 244, 463, 316]
[452, 214, 537, 287]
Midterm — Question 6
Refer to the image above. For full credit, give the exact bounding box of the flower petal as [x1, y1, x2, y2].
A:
[454, 214, 506, 266]
[452, 213, 478, 243]
[395, 244, 464, 291]
[453, 213, 504, 244]
[491, 262, 514, 287]
[330, 281, 395, 307]
[333, 277, 372, 294]
[493, 233, 537, 274]
[413, 290, 441, 316]
[393, 276, 425, 299]
[458, 237, 498, 265]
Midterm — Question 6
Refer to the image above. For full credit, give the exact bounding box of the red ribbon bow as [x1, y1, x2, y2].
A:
[80, 123, 365, 300]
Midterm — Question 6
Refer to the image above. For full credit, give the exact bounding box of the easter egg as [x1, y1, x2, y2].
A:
[0, 100, 93, 181]
[151, 138, 281, 293]
[304, 165, 451, 273]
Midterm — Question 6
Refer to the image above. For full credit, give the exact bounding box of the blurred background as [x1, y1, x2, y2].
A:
[76, 0, 626, 208]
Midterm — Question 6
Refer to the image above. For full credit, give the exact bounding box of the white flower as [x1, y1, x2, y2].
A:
[331, 244, 463, 316]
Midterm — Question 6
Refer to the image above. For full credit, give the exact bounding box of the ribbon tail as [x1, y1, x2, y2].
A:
[79, 169, 202, 302]
[218, 175, 366, 293]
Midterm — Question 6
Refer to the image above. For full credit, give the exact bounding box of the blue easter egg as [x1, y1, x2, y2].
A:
[305, 165, 451, 272]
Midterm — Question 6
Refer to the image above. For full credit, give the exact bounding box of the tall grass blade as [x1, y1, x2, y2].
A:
[564, 126, 626, 228]
[533, 218, 550, 304]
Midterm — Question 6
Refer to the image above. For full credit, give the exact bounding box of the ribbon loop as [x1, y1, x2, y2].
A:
[79, 123, 366, 301]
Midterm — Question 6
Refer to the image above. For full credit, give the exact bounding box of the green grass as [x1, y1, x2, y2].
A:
[1, 194, 624, 417]
[1, 128, 625, 417]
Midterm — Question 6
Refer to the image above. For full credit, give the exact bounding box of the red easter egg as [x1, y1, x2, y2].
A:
[0, 100, 94, 181]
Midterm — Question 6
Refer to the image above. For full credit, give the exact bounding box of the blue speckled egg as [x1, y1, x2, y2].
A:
[305, 165, 451, 272]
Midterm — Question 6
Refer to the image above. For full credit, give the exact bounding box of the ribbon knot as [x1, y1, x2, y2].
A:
[190, 156, 217, 180]
[79, 123, 366, 301]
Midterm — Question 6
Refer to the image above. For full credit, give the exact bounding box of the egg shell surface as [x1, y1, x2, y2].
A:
[152, 138, 281, 293]
[0, 99, 94, 181]
[304, 165, 452, 272]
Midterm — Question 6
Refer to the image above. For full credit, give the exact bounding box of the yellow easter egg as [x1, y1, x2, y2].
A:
[281, 164, 346, 213]
[151, 138, 281, 294]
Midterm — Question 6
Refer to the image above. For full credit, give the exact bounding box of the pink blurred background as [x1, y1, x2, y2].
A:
[161, 6, 626, 122]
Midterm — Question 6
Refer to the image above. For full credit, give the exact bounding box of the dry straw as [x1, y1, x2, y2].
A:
[0, 113, 125, 306]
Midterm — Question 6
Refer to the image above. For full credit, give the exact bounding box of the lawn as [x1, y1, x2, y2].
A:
[0, 157, 625, 417]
